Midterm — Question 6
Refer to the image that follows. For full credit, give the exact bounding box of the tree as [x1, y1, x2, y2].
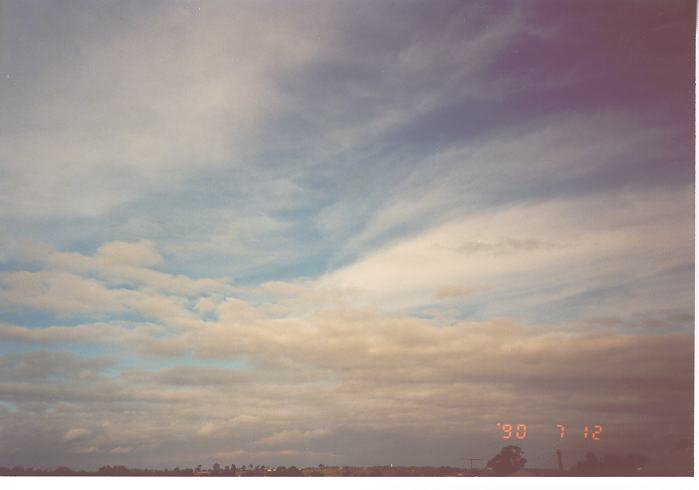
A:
[486, 445, 527, 476]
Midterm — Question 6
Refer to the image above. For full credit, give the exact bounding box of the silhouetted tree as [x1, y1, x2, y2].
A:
[486, 445, 527, 476]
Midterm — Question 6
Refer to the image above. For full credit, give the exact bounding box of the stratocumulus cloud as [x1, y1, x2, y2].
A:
[0, 0, 693, 473]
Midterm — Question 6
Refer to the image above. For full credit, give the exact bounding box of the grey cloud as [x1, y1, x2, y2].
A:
[582, 308, 694, 333]
[0, 312, 691, 468]
[122, 365, 250, 387]
[0, 321, 166, 346]
[0, 351, 115, 382]
[457, 237, 566, 255]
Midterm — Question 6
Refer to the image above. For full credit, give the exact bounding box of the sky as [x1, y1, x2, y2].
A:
[0, 0, 694, 473]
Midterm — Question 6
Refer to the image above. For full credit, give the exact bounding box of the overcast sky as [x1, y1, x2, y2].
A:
[0, 0, 694, 472]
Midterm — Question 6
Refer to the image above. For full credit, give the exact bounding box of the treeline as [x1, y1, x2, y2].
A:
[0, 465, 303, 476]
[2, 450, 677, 477]
[0, 464, 465, 477]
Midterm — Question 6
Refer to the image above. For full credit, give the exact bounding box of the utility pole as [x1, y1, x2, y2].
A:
[556, 449, 563, 473]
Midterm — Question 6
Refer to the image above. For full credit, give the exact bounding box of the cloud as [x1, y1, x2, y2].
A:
[0, 1, 327, 218]
[324, 185, 692, 316]
[0, 351, 114, 382]
[0, 309, 691, 467]
[64, 428, 91, 441]
[0, 269, 196, 324]
[0, 198, 691, 468]
[123, 366, 249, 387]
[0, 321, 164, 346]
[96, 240, 163, 267]
[253, 429, 330, 448]
[336, 112, 684, 258]
[435, 286, 477, 300]
[3, 239, 233, 298]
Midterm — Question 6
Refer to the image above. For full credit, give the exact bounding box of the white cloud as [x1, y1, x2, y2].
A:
[96, 240, 162, 267]
[0, 269, 198, 324]
[4, 239, 233, 297]
[325, 186, 692, 313]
